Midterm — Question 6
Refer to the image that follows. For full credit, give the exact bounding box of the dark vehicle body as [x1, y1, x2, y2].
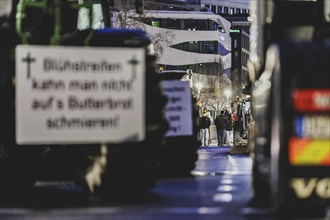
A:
[158, 70, 200, 178]
[0, 0, 167, 194]
[248, 0, 330, 217]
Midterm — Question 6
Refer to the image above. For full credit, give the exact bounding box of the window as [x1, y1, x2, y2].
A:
[203, 41, 217, 54]
[185, 19, 209, 30]
[171, 41, 219, 54]
[217, 6, 222, 13]
[161, 18, 181, 29]
[187, 41, 199, 53]
[211, 5, 216, 13]
[224, 7, 228, 14]
[230, 8, 234, 14]
[151, 20, 160, 27]
[236, 8, 241, 14]
[211, 21, 218, 31]
[78, 4, 104, 30]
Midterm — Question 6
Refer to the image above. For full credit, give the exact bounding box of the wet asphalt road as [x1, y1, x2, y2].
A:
[0, 146, 329, 220]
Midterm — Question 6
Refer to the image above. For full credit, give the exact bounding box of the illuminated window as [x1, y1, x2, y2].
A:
[151, 20, 160, 27]
[211, 5, 216, 13]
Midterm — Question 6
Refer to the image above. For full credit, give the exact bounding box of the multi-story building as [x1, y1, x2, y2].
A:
[230, 29, 250, 90]
[113, 10, 231, 76]
[201, 0, 249, 15]
[144, 0, 201, 11]
[200, 0, 250, 95]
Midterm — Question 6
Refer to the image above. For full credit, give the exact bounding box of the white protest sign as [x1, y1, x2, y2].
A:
[162, 80, 193, 137]
[15, 45, 145, 145]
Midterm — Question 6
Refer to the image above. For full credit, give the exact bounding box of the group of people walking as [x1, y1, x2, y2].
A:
[200, 109, 234, 147]
[214, 109, 233, 146]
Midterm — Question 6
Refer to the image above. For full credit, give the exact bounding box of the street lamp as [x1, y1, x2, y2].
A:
[196, 82, 203, 98]
[224, 89, 231, 108]
[224, 89, 231, 100]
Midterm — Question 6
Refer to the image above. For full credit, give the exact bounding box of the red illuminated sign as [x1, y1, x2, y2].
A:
[293, 89, 330, 112]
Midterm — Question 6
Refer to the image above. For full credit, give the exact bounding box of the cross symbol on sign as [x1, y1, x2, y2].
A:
[22, 52, 36, 79]
[128, 55, 140, 81]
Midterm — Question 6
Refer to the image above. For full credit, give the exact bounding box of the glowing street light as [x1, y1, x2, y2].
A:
[196, 82, 203, 98]
[224, 89, 231, 108]
[224, 89, 231, 100]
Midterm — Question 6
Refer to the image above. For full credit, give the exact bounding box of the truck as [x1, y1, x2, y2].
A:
[247, 0, 330, 217]
[0, 0, 168, 194]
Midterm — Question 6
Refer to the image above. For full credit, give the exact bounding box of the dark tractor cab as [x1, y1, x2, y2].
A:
[158, 70, 200, 178]
[248, 0, 330, 217]
[0, 0, 168, 194]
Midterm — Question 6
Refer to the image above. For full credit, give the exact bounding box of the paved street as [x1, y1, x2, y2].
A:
[0, 146, 328, 220]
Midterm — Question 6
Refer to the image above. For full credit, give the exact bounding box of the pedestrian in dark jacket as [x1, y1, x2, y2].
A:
[214, 110, 228, 146]
[200, 112, 211, 146]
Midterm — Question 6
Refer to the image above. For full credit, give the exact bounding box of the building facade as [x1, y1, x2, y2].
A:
[200, 0, 251, 95]
[113, 10, 232, 76]
[231, 29, 250, 90]
[201, 0, 250, 15]
[144, 0, 201, 11]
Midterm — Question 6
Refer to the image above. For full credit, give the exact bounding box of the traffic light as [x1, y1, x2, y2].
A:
[135, 0, 144, 14]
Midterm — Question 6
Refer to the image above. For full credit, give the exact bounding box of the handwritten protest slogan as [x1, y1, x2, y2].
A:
[16, 45, 145, 145]
[162, 80, 193, 137]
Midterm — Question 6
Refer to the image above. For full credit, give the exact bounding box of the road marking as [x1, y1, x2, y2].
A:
[213, 193, 233, 202]
[0, 207, 122, 216]
[145, 207, 223, 215]
[217, 185, 237, 192]
[240, 207, 271, 215]
[191, 170, 251, 176]
[220, 179, 234, 184]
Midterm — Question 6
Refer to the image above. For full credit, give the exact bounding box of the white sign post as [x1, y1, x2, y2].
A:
[16, 45, 145, 145]
[162, 80, 193, 137]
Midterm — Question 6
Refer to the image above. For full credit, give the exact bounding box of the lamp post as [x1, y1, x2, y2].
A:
[186, 69, 193, 88]
[195, 82, 203, 115]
